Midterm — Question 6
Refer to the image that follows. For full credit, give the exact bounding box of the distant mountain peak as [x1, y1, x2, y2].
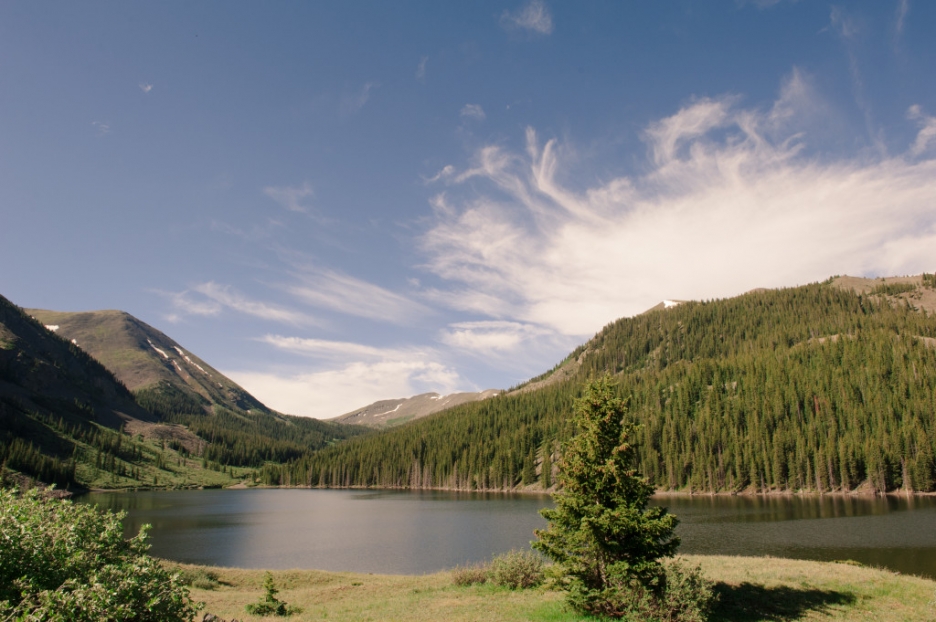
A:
[332, 389, 501, 428]
[26, 307, 269, 417]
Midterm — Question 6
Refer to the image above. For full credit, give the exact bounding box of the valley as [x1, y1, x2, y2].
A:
[3, 274, 936, 498]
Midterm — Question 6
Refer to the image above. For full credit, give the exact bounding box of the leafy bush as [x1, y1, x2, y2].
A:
[451, 563, 489, 586]
[179, 567, 221, 590]
[489, 550, 545, 589]
[0, 487, 201, 621]
[572, 559, 715, 621]
[244, 572, 301, 616]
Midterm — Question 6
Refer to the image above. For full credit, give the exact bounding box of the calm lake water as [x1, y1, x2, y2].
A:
[78, 489, 936, 578]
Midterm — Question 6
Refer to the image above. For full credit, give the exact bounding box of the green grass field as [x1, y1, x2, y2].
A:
[172, 555, 936, 622]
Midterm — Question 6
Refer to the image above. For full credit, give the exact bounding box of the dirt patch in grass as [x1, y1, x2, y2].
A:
[123, 420, 206, 455]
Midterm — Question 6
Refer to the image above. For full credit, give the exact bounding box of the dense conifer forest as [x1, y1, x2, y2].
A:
[262, 280, 936, 493]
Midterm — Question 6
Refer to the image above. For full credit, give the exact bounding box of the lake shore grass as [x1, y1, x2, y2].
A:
[173, 555, 936, 622]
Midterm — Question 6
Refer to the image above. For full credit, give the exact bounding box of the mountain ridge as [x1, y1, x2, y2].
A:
[2, 295, 365, 490]
[26, 308, 267, 416]
[331, 390, 502, 428]
[269, 274, 936, 494]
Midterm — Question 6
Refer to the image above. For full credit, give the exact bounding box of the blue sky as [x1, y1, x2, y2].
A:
[2, 1, 935, 418]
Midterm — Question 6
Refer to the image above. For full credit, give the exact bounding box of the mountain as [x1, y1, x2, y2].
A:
[0, 297, 153, 430]
[331, 390, 501, 428]
[1, 293, 158, 487]
[26, 308, 264, 416]
[2, 296, 365, 490]
[269, 274, 936, 494]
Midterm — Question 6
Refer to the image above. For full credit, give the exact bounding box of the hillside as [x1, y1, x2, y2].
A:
[267, 274, 936, 493]
[26, 308, 265, 415]
[2, 295, 365, 490]
[1, 293, 167, 487]
[332, 390, 501, 428]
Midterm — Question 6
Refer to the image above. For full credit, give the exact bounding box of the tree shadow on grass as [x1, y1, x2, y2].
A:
[711, 581, 856, 621]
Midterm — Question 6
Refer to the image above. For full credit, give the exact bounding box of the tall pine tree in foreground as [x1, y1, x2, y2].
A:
[535, 377, 712, 620]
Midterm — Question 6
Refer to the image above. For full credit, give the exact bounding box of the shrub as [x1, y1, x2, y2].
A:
[179, 567, 221, 590]
[244, 572, 301, 616]
[489, 550, 545, 590]
[572, 559, 715, 622]
[0, 487, 201, 621]
[451, 563, 489, 586]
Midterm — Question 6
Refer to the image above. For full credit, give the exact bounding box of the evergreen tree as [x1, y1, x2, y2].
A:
[534, 376, 680, 617]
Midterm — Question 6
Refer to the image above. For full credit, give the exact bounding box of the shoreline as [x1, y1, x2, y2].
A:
[76, 482, 936, 498]
[244, 483, 936, 498]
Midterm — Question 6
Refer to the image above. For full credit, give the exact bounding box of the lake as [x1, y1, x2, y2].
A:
[78, 489, 936, 578]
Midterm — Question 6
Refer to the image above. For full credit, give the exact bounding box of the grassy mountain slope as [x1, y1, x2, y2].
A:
[27, 308, 264, 415]
[1, 293, 181, 488]
[27, 306, 366, 464]
[2, 295, 365, 490]
[270, 275, 936, 493]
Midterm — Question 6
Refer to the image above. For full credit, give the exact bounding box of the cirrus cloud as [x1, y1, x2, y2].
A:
[227, 335, 462, 418]
[501, 0, 554, 35]
[421, 72, 936, 338]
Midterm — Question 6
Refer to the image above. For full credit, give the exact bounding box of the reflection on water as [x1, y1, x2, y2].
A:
[80, 489, 552, 574]
[653, 494, 936, 579]
[78, 490, 936, 578]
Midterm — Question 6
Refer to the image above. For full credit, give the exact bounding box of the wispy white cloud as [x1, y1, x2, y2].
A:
[421, 72, 936, 338]
[907, 105, 936, 156]
[228, 336, 462, 418]
[895, 0, 910, 37]
[416, 56, 428, 80]
[91, 121, 110, 135]
[264, 182, 314, 213]
[166, 282, 320, 326]
[501, 0, 554, 35]
[162, 290, 222, 318]
[423, 166, 456, 185]
[284, 267, 430, 324]
[439, 321, 550, 354]
[192, 282, 319, 326]
[460, 104, 486, 121]
[829, 6, 881, 149]
[737, 0, 787, 8]
[341, 82, 378, 115]
[226, 359, 461, 419]
[830, 6, 859, 40]
[260, 335, 423, 361]
[138, 82, 153, 93]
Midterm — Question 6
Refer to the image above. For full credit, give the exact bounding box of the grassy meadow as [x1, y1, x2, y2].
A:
[173, 555, 936, 622]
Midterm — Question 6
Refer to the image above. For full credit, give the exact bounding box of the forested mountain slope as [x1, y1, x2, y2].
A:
[1, 293, 156, 487]
[265, 275, 936, 493]
[2, 295, 365, 489]
[24, 308, 366, 467]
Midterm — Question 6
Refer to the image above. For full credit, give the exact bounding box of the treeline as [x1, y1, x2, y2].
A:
[0, 404, 188, 488]
[135, 384, 208, 419]
[0, 437, 76, 488]
[264, 282, 936, 493]
[160, 406, 368, 468]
